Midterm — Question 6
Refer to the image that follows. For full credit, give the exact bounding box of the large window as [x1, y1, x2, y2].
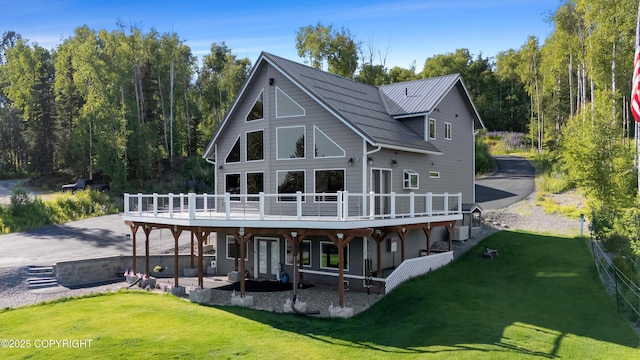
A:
[320, 241, 348, 270]
[315, 169, 344, 202]
[225, 136, 240, 163]
[429, 118, 436, 139]
[226, 235, 248, 260]
[314, 126, 345, 158]
[247, 172, 264, 201]
[276, 86, 305, 118]
[285, 240, 311, 266]
[246, 130, 264, 161]
[246, 90, 263, 121]
[277, 170, 305, 202]
[277, 126, 305, 159]
[225, 173, 240, 201]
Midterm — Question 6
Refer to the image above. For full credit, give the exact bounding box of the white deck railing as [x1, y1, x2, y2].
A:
[123, 191, 462, 222]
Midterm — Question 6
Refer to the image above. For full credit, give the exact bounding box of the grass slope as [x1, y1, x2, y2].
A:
[0, 231, 638, 359]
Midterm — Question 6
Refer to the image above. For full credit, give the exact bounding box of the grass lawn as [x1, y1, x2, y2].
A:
[0, 231, 638, 359]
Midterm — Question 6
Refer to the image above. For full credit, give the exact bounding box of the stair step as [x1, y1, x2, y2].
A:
[28, 278, 57, 284]
[28, 281, 59, 289]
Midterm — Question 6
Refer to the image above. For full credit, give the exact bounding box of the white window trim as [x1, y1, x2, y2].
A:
[275, 86, 306, 118]
[224, 134, 241, 164]
[429, 171, 441, 179]
[285, 239, 312, 267]
[224, 172, 241, 202]
[444, 122, 452, 140]
[226, 235, 248, 261]
[276, 125, 306, 160]
[245, 89, 264, 122]
[429, 118, 436, 140]
[276, 169, 306, 203]
[245, 129, 265, 162]
[314, 168, 346, 203]
[320, 241, 349, 271]
[245, 171, 265, 202]
[403, 169, 419, 189]
[313, 125, 345, 158]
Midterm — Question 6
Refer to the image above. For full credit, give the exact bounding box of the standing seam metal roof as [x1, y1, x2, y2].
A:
[263, 52, 445, 154]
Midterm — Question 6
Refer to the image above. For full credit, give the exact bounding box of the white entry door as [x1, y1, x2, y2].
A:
[256, 237, 280, 280]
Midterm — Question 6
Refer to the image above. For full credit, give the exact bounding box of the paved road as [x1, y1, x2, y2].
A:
[475, 155, 536, 210]
[0, 213, 194, 268]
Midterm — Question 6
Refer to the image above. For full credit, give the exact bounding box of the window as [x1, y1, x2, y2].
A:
[226, 235, 248, 260]
[246, 130, 264, 161]
[429, 171, 440, 179]
[320, 241, 348, 270]
[315, 169, 344, 202]
[429, 118, 436, 139]
[246, 90, 263, 121]
[285, 240, 311, 266]
[277, 170, 305, 202]
[247, 172, 264, 201]
[403, 170, 419, 189]
[314, 126, 345, 158]
[225, 136, 240, 163]
[276, 86, 305, 118]
[225, 173, 241, 201]
[277, 126, 305, 159]
[444, 122, 452, 140]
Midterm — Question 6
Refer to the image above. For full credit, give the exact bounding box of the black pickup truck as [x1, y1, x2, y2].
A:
[61, 179, 109, 193]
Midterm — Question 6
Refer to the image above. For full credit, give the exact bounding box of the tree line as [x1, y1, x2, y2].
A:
[0, 0, 637, 201]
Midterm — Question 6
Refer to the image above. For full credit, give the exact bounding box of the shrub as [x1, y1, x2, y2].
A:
[475, 139, 495, 175]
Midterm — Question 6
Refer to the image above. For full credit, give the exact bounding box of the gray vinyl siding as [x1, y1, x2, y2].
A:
[425, 84, 475, 204]
[399, 115, 426, 139]
[214, 62, 365, 214]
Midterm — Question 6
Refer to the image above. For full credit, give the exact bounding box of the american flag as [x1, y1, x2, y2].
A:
[632, 2, 640, 122]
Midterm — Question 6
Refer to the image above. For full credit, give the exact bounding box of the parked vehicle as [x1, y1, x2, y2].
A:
[61, 179, 109, 193]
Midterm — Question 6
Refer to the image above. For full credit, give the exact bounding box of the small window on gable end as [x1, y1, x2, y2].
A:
[403, 170, 419, 189]
[225, 136, 241, 163]
[276, 86, 305, 118]
[429, 119, 436, 140]
[246, 90, 264, 121]
[444, 122, 452, 140]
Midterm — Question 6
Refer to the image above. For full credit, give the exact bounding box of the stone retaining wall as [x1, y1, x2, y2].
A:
[54, 255, 214, 287]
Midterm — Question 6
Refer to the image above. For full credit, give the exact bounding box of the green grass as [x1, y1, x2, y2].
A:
[1, 232, 638, 359]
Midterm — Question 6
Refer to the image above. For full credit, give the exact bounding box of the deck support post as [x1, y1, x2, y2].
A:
[194, 228, 211, 289]
[170, 226, 183, 287]
[127, 223, 140, 274]
[235, 228, 253, 297]
[143, 225, 153, 276]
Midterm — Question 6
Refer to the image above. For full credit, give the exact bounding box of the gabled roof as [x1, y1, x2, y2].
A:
[379, 74, 485, 129]
[204, 52, 484, 159]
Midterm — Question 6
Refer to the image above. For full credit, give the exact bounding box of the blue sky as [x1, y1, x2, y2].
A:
[3, 0, 560, 69]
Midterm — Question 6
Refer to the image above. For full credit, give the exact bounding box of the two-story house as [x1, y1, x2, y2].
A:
[123, 52, 484, 306]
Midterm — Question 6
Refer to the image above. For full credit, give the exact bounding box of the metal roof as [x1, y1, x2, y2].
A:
[204, 52, 485, 159]
[263, 52, 442, 154]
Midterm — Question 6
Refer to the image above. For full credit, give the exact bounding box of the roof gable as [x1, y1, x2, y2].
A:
[204, 52, 485, 159]
[379, 75, 484, 129]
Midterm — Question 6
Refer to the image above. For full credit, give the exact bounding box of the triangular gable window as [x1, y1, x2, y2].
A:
[276, 86, 305, 118]
[314, 126, 345, 158]
[246, 90, 264, 121]
[225, 136, 241, 163]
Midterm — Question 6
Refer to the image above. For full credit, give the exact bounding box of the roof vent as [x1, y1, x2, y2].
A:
[405, 87, 408, 98]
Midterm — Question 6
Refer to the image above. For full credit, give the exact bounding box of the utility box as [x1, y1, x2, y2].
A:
[452, 226, 469, 241]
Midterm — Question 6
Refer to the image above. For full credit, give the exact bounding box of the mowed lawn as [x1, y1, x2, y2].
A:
[0, 231, 638, 359]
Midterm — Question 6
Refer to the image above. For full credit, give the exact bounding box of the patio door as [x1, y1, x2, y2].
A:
[371, 168, 391, 216]
[256, 237, 280, 280]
